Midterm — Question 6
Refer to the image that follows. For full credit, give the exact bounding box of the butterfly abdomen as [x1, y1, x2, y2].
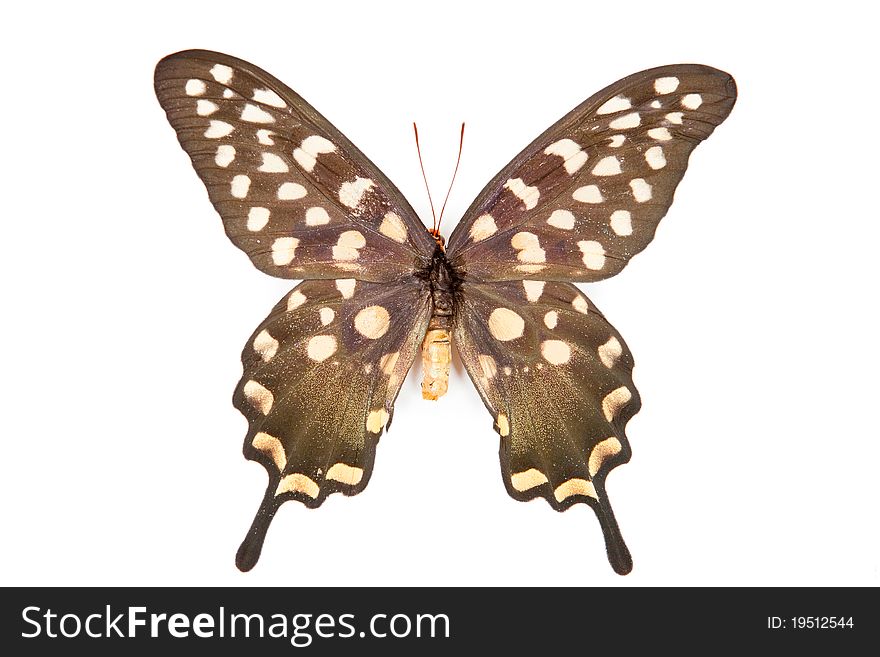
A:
[418, 247, 461, 400]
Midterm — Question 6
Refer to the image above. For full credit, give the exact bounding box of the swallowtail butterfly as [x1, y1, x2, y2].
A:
[155, 50, 736, 575]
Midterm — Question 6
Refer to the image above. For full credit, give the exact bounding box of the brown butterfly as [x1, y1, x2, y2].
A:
[154, 50, 736, 574]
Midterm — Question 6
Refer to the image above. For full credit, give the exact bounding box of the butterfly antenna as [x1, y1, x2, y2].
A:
[437, 122, 465, 235]
[413, 122, 438, 232]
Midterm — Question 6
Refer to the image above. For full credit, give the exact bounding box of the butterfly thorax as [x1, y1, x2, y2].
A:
[417, 246, 460, 400]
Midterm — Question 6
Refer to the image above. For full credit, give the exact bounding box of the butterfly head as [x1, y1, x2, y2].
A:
[428, 227, 446, 252]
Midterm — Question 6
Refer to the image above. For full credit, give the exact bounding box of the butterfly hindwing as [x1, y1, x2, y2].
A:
[453, 279, 640, 574]
[446, 64, 737, 282]
[234, 277, 432, 570]
[154, 50, 437, 281]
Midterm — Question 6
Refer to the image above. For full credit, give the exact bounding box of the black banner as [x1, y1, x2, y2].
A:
[2, 587, 875, 653]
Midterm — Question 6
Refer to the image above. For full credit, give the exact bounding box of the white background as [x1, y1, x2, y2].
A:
[2, 1, 877, 587]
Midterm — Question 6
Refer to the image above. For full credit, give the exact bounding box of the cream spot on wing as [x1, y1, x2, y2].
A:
[271, 237, 299, 265]
[547, 209, 575, 230]
[326, 463, 364, 486]
[307, 335, 337, 362]
[252, 88, 286, 108]
[241, 103, 274, 123]
[608, 112, 640, 130]
[522, 280, 545, 302]
[380, 351, 400, 375]
[339, 177, 375, 209]
[230, 174, 251, 198]
[578, 240, 605, 270]
[293, 135, 337, 172]
[682, 93, 703, 109]
[185, 79, 206, 96]
[335, 279, 356, 299]
[648, 127, 672, 141]
[287, 290, 307, 311]
[651, 100, 662, 108]
[608, 134, 625, 148]
[196, 99, 218, 116]
[543, 310, 558, 329]
[496, 413, 510, 437]
[204, 120, 234, 138]
[609, 210, 633, 236]
[573, 185, 603, 203]
[488, 308, 525, 341]
[258, 152, 289, 173]
[511, 469, 548, 492]
[354, 305, 390, 339]
[275, 473, 319, 498]
[665, 112, 684, 124]
[319, 307, 335, 325]
[572, 296, 590, 314]
[597, 95, 631, 114]
[630, 178, 652, 202]
[598, 336, 622, 368]
[541, 339, 571, 365]
[602, 386, 632, 422]
[516, 264, 546, 274]
[252, 432, 286, 471]
[505, 178, 540, 210]
[645, 145, 666, 170]
[503, 366, 512, 375]
[379, 212, 408, 243]
[257, 129, 275, 145]
[591, 155, 622, 176]
[243, 380, 273, 415]
[277, 182, 307, 200]
[589, 437, 623, 476]
[543, 139, 588, 174]
[554, 478, 598, 502]
[305, 206, 331, 226]
[654, 76, 679, 94]
[253, 329, 279, 362]
[366, 408, 389, 433]
[223, 88, 235, 99]
[470, 214, 497, 242]
[215, 144, 235, 167]
[246, 206, 270, 231]
[478, 354, 498, 379]
[210, 64, 233, 84]
[511, 232, 546, 264]
[332, 230, 367, 261]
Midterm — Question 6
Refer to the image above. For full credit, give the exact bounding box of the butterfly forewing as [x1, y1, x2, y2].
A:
[453, 280, 640, 573]
[154, 50, 436, 281]
[234, 277, 432, 570]
[446, 64, 736, 282]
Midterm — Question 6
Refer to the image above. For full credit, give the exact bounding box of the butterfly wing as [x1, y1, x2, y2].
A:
[445, 64, 736, 281]
[234, 277, 431, 570]
[155, 50, 436, 281]
[453, 280, 639, 574]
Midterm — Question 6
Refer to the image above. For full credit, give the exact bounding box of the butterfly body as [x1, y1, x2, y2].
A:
[155, 51, 736, 575]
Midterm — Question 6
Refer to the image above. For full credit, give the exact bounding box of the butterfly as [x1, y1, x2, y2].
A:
[154, 50, 736, 575]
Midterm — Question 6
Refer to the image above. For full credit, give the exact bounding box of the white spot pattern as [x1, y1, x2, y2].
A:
[258, 152, 289, 173]
[597, 95, 631, 114]
[247, 207, 270, 231]
[591, 156, 622, 176]
[252, 88, 286, 108]
[488, 308, 525, 341]
[573, 185, 603, 203]
[547, 209, 575, 230]
[215, 144, 235, 167]
[271, 237, 299, 265]
[470, 214, 497, 242]
[379, 212, 408, 243]
[648, 127, 672, 141]
[210, 64, 233, 84]
[335, 279, 356, 299]
[505, 178, 540, 210]
[204, 120, 234, 138]
[645, 146, 666, 170]
[196, 100, 218, 116]
[543, 311, 558, 329]
[511, 232, 546, 263]
[608, 112, 640, 130]
[293, 135, 337, 172]
[609, 210, 633, 236]
[278, 182, 307, 200]
[598, 336, 622, 368]
[332, 230, 366, 261]
[630, 178, 652, 202]
[305, 206, 330, 226]
[230, 174, 251, 198]
[654, 76, 679, 94]
[682, 93, 703, 109]
[354, 305, 390, 339]
[544, 139, 588, 174]
[578, 240, 606, 270]
[185, 79, 206, 96]
[241, 104, 274, 124]
[307, 335, 337, 362]
[339, 177, 375, 209]
[522, 280, 545, 302]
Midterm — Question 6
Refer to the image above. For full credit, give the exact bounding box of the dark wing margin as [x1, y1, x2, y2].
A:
[234, 277, 431, 571]
[154, 49, 436, 281]
[446, 64, 736, 283]
[453, 280, 640, 574]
